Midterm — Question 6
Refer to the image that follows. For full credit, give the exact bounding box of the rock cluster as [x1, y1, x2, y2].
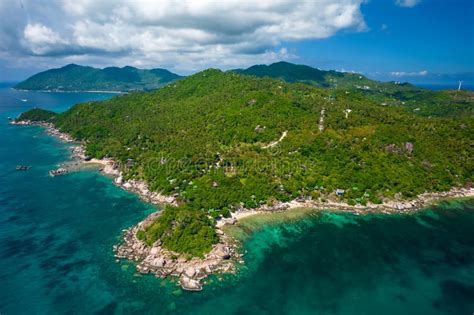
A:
[119, 179, 177, 205]
[11, 120, 75, 142]
[381, 187, 474, 211]
[114, 212, 239, 291]
[385, 142, 414, 156]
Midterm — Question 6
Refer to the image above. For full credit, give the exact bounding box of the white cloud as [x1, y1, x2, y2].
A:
[395, 0, 421, 8]
[0, 0, 367, 72]
[22, 23, 69, 55]
[390, 70, 428, 76]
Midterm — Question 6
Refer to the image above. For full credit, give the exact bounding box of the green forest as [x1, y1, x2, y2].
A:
[136, 205, 218, 257]
[236, 61, 474, 118]
[17, 108, 56, 121]
[18, 68, 474, 256]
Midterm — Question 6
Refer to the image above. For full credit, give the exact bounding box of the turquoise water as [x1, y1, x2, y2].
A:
[1, 85, 473, 314]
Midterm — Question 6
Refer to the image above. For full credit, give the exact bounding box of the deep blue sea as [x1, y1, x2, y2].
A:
[0, 85, 473, 314]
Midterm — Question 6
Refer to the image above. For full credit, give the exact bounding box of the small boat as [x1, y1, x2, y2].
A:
[49, 168, 68, 177]
[16, 165, 31, 171]
[20, 99, 28, 102]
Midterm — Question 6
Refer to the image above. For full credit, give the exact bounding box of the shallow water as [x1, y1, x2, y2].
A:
[229, 204, 474, 315]
[0, 86, 473, 314]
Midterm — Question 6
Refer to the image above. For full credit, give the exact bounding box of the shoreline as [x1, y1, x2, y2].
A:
[11, 119, 474, 291]
[13, 88, 125, 94]
[219, 186, 474, 227]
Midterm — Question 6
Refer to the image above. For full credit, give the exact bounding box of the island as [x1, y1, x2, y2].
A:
[13, 63, 474, 291]
[14, 64, 183, 92]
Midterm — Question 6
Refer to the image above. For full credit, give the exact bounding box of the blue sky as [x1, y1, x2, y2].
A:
[291, 0, 474, 84]
[0, 0, 472, 85]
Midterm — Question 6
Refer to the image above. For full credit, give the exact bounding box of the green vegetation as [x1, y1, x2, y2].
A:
[235, 61, 474, 117]
[15, 64, 183, 92]
[16, 108, 56, 122]
[234, 61, 338, 87]
[136, 205, 218, 257]
[18, 68, 474, 256]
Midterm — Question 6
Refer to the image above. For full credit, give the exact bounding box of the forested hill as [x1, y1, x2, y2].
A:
[233, 61, 364, 88]
[234, 61, 474, 117]
[15, 64, 183, 92]
[22, 69, 473, 209]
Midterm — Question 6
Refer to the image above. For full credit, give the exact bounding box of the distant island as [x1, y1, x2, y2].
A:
[14, 64, 183, 92]
[13, 62, 474, 290]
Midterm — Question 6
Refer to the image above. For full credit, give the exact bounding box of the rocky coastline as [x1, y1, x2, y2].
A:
[216, 186, 474, 228]
[12, 119, 240, 291]
[12, 120, 178, 205]
[12, 118, 474, 291]
[12, 120, 75, 142]
[113, 211, 239, 291]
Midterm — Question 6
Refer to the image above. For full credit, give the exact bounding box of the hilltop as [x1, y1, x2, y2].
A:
[234, 61, 363, 88]
[234, 61, 474, 117]
[14, 64, 183, 92]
